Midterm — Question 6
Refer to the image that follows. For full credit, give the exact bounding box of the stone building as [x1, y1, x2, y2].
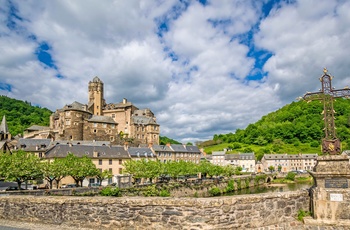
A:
[261, 153, 318, 172]
[24, 77, 160, 145]
[16, 138, 51, 158]
[152, 144, 202, 163]
[209, 152, 256, 172]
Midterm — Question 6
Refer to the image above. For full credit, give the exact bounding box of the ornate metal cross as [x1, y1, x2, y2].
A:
[303, 68, 350, 154]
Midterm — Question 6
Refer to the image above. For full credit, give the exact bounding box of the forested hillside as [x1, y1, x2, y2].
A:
[159, 136, 182, 145]
[0, 96, 52, 136]
[201, 98, 350, 159]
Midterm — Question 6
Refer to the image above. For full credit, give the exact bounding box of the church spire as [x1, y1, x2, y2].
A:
[0, 115, 9, 134]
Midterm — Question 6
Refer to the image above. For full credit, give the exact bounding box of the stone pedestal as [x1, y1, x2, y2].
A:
[305, 155, 350, 226]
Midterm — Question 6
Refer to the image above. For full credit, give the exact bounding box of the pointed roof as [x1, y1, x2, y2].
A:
[0, 115, 9, 134]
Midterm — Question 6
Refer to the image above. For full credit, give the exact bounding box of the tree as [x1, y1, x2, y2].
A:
[268, 166, 275, 173]
[0, 150, 42, 189]
[285, 172, 296, 181]
[41, 158, 68, 189]
[278, 165, 282, 172]
[96, 169, 113, 186]
[65, 153, 98, 186]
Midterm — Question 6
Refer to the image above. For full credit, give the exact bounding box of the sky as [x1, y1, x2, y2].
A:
[1, 0, 350, 144]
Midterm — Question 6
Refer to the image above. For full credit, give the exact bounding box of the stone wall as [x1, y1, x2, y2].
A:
[0, 190, 309, 229]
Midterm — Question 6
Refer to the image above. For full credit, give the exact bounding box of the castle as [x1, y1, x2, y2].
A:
[24, 77, 160, 145]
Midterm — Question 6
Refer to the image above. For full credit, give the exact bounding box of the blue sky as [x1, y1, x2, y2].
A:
[1, 0, 350, 144]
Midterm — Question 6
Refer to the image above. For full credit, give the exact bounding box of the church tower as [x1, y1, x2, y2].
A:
[88, 77, 105, 116]
[0, 115, 11, 140]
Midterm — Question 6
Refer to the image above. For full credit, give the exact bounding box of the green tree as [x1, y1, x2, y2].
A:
[65, 153, 98, 186]
[285, 172, 296, 181]
[278, 165, 282, 172]
[96, 169, 113, 186]
[268, 166, 275, 173]
[0, 150, 42, 189]
[53, 158, 69, 189]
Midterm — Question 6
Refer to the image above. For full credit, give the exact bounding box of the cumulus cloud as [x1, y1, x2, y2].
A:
[1, 0, 350, 143]
[255, 0, 350, 102]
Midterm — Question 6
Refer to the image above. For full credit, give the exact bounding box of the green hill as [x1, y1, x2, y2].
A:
[159, 136, 182, 145]
[200, 98, 350, 159]
[0, 96, 52, 136]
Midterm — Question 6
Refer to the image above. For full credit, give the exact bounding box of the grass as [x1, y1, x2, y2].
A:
[295, 176, 313, 183]
[272, 178, 296, 184]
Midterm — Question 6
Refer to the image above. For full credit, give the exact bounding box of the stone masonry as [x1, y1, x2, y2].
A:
[0, 191, 309, 230]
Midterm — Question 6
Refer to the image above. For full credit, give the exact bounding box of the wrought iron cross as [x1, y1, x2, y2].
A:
[303, 68, 350, 154]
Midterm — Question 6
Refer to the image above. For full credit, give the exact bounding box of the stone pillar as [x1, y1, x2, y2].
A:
[305, 155, 350, 226]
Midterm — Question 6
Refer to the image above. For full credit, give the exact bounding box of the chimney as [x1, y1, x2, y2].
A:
[93, 151, 98, 158]
[166, 143, 171, 147]
[148, 142, 153, 148]
[123, 98, 127, 104]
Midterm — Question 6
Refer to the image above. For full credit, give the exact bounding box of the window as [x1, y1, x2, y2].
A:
[108, 178, 112, 184]
[39, 152, 43, 158]
[99, 159, 102, 165]
[65, 119, 71, 126]
[112, 114, 115, 118]
[99, 168, 102, 173]
[119, 159, 122, 165]
[119, 168, 122, 174]
[89, 178, 95, 184]
[93, 123, 97, 127]
[103, 123, 107, 128]
[109, 159, 112, 165]
[109, 168, 112, 173]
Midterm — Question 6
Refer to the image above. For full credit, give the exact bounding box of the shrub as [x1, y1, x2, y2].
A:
[285, 172, 296, 181]
[143, 185, 159, 197]
[100, 187, 121, 197]
[236, 178, 241, 190]
[225, 179, 235, 193]
[245, 178, 250, 188]
[159, 189, 170, 197]
[208, 186, 221, 196]
[310, 141, 319, 148]
[297, 209, 311, 221]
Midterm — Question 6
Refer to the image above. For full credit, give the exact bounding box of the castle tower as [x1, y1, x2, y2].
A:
[88, 77, 105, 116]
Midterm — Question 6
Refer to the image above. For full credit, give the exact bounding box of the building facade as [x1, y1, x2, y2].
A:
[261, 153, 318, 172]
[152, 144, 202, 163]
[24, 77, 160, 145]
[208, 152, 256, 172]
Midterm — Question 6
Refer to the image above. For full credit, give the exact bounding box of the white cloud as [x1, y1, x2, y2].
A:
[255, 0, 350, 102]
[1, 0, 350, 144]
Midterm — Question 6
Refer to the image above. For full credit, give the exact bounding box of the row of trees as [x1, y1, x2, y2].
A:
[0, 151, 112, 189]
[123, 159, 242, 182]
